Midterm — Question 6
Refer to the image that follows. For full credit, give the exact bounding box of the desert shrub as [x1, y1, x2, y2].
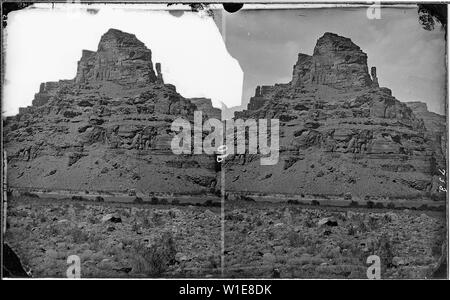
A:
[70, 228, 89, 244]
[142, 216, 152, 229]
[255, 217, 263, 227]
[239, 195, 255, 202]
[283, 157, 299, 170]
[22, 191, 39, 198]
[304, 218, 315, 228]
[131, 222, 140, 232]
[150, 197, 159, 205]
[287, 231, 303, 247]
[134, 197, 144, 204]
[45, 224, 60, 236]
[377, 234, 394, 268]
[367, 216, 380, 230]
[347, 225, 357, 236]
[121, 209, 131, 218]
[418, 204, 429, 211]
[349, 200, 359, 207]
[386, 202, 396, 209]
[435, 205, 446, 211]
[431, 193, 446, 201]
[374, 202, 384, 209]
[344, 193, 352, 200]
[151, 213, 165, 226]
[267, 230, 275, 241]
[225, 213, 244, 222]
[366, 201, 375, 209]
[311, 200, 320, 206]
[131, 232, 177, 277]
[71, 195, 87, 201]
[431, 239, 445, 258]
[207, 255, 219, 269]
[357, 221, 368, 233]
[204, 200, 220, 207]
[212, 189, 222, 197]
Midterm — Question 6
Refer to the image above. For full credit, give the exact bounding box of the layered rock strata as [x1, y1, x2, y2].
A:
[228, 32, 446, 199]
[4, 29, 220, 194]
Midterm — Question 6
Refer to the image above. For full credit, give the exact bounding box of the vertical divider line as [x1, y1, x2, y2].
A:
[220, 8, 227, 279]
[3, 150, 7, 236]
[220, 159, 225, 277]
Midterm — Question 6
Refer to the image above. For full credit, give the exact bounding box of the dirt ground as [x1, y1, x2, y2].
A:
[224, 202, 446, 279]
[5, 197, 221, 278]
[4, 197, 447, 279]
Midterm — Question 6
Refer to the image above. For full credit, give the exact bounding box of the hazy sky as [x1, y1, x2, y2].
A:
[2, 4, 447, 117]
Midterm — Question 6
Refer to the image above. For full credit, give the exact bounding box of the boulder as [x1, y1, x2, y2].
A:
[318, 217, 338, 227]
[101, 213, 122, 223]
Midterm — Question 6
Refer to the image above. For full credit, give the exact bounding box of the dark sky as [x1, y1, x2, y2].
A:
[219, 6, 446, 115]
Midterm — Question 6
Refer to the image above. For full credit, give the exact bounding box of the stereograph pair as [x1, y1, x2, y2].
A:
[1, 2, 448, 281]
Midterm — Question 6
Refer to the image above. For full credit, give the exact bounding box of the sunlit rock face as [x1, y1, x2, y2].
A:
[75, 28, 157, 86]
[291, 32, 373, 90]
[4, 29, 220, 194]
[230, 32, 446, 199]
[310, 32, 374, 90]
[4, 30, 446, 199]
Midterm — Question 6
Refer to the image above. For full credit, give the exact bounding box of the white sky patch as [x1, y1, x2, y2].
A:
[2, 4, 243, 116]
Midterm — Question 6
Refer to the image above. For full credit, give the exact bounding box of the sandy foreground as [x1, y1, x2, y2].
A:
[224, 202, 446, 279]
[4, 197, 447, 279]
[5, 197, 221, 278]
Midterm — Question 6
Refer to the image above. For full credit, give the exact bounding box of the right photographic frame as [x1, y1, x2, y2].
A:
[221, 3, 448, 279]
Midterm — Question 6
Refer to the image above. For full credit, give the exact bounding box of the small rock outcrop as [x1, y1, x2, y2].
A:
[189, 98, 222, 120]
[75, 29, 157, 86]
[370, 67, 379, 88]
[155, 62, 164, 84]
[290, 32, 374, 90]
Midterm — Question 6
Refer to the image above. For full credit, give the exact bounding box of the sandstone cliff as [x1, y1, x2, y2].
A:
[4, 30, 446, 200]
[229, 32, 446, 199]
[4, 29, 220, 194]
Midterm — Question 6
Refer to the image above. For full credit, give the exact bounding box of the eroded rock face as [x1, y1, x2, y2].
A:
[291, 53, 313, 87]
[4, 30, 446, 200]
[229, 32, 446, 198]
[4, 29, 219, 194]
[189, 98, 221, 120]
[75, 29, 157, 86]
[405, 101, 447, 168]
[291, 32, 373, 90]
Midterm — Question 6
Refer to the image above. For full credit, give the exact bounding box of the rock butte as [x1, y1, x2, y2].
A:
[4, 30, 446, 199]
[229, 32, 446, 198]
[4, 28, 220, 194]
